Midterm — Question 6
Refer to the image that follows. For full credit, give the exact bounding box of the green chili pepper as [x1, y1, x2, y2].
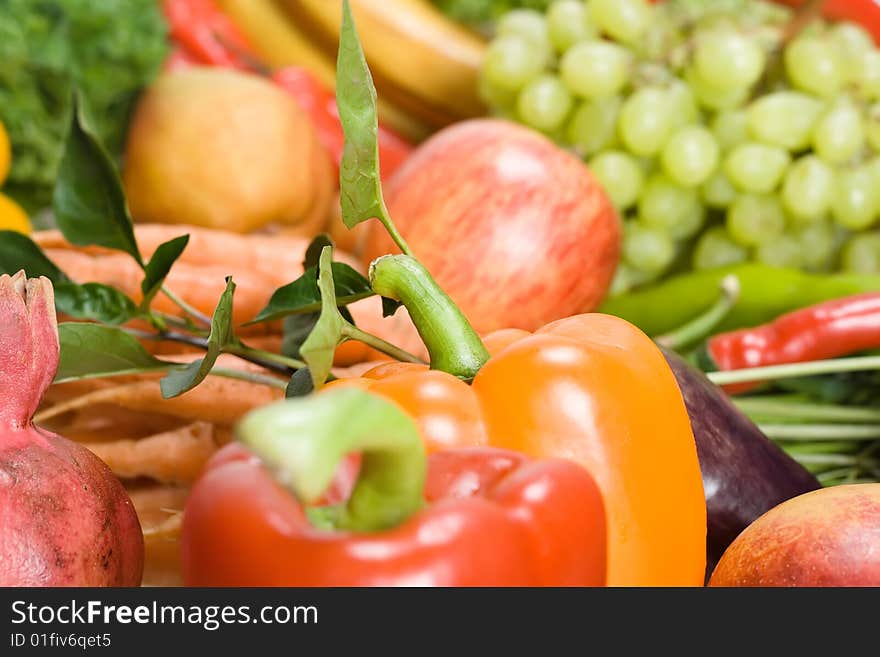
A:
[599, 264, 880, 337]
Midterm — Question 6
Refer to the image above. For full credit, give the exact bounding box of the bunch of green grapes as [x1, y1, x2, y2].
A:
[479, 0, 880, 294]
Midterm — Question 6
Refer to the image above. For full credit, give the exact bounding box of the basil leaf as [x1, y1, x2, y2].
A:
[299, 247, 345, 391]
[281, 313, 320, 359]
[303, 234, 334, 271]
[0, 231, 70, 282]
[54, 282, 138, 324]
[160, 276, 235, 398]
[52, 92, 143, 266]
[248, 262, 373, 324]
[56, 323, 171, 383]
[285, 368, 315, 398]
[141, 234, 190, 308]
[336, 0, 389, 229]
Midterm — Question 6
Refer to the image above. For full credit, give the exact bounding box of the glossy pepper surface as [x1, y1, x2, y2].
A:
[706, 292, 880, 374]
[327, 255, 707, 587]
[181, 389, 606, 586]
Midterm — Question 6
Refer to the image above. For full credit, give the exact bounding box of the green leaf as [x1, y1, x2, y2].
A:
[303, 234, 334, 271]
[0, 231, 70, 282]
[285, 368, 315, 398]
[55, 323, 171, 383]
[141, 234, 190, 308]
[51, 92, 143, 266]
[160, 276, 235, 398]
[54, 282, 138, 324]
[281, 313, 320, 358]
[336, 0, 388, 229]
[248, 262, 373, 324]
[299, 247, 345, 390]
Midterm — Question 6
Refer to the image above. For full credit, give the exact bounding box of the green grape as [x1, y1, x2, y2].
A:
[660, 125, 720, 187]
[617, 87, 674, 157]
[726, 193, 786, 246]
[638, 173, 700, 232]
[685, 65, 750, 111]
[784, 36, 845, 97]
[560, 40, 633, 99]
[482, 35, 547, 92]
[855, 50, 880, 100]
[666, 80, 699, 130]
[672, 202, 706, 241]
[754, 235, 804, 268]
[589, 150, 644, 210]
[693, 226, 748, 270]
[693, 28, 765, 91]
[867, 103, 880, 151]
[478, 72, 518, 111]
[795, 220, 838, 271]
[711, 109, 749, 150]
[589, 0, 652, 46]
[781, 155, 834, 222]
[547, 0, 596, 53]
[608, 263, 653, 296]
[813, 102, 865, 165]
[701, 170, 737, 208]
[831, 165, 879, 230]
[745, 91, 823, 151]
[516, 74, 573, 132]
[497, 9, 550, 47]
[622, 222, 675, 274]
[830, 21, 875, 61]
[841, 232, 880, 273]
[566, 96, 622, 156]
[724, 143, 791, 193]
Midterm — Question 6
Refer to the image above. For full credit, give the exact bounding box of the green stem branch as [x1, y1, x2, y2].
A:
[707, 355, 880, 386]
[341, 324, 426, 364]
[209, 366, 288, 390]
[656, 275, 740, 350]
[160, 285, 213, 327]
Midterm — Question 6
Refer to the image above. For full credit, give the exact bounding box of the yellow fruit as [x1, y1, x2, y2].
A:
[0, 192, 32, 234]
[280, 0, 487, 122]
[122, 67, 333, 233]
[0, 120, 11, 186]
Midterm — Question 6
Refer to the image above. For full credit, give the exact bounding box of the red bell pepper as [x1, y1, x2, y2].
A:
[704, 292, 880, 393]
[181, 388, 606, 586]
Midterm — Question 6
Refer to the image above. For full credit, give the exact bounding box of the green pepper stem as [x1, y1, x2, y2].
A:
[655, 275, 740, 350]
[369, 255, 490, 380]
[236, 387, 426, 532]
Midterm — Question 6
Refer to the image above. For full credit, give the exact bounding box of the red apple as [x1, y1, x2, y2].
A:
[709, 484, 880, 587]
[364, 118, 621, 334]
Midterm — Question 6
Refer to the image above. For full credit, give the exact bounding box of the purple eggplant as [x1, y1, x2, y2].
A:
[662, 348, 820, 579]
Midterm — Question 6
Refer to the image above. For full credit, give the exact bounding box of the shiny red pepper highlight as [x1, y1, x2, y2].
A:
[182, 444, 606, 586]
[706, 292, 880, 392]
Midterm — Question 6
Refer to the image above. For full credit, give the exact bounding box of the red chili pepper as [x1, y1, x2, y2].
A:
[272, 67, 413, 179]
[705, 292, 880, 392]
[181, 389, 606, 586]
[162, 0, 256, 70]
[162, 46, 201, 73]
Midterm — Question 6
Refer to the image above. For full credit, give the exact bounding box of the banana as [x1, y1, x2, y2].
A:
[276, 0, 487, 123]
[215, 0, 433, 141]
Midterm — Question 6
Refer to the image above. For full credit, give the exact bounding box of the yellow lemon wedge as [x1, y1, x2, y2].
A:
[0, 192, 31, 234]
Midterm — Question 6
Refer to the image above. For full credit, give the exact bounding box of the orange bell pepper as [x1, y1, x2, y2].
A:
[329, 255, 707, 586]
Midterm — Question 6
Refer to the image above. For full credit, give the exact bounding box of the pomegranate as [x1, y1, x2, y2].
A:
[0, 271, 143, 586]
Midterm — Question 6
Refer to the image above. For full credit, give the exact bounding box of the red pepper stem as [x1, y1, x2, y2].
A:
[236, 388, 426, 532]
[369, 255, 490, 380]
[655, 275, 740, 350]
